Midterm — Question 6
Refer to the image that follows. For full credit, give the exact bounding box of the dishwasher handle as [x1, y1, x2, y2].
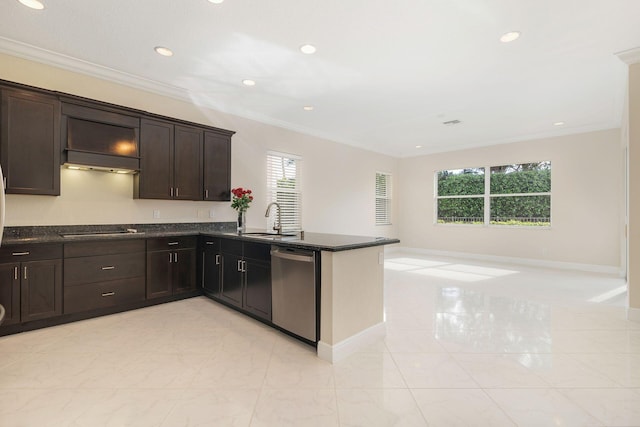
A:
[271, 248, 314, 263]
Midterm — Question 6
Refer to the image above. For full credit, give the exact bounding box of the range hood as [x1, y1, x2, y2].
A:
[61, 99, 141, 173]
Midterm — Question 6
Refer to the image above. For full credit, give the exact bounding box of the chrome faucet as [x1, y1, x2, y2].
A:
[265, 202, 282, 234]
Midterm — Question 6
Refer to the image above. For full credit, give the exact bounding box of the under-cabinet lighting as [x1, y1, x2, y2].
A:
[208, 0, 224, 3]
[303, 105, 314, 111]
[18, 0, 44, 10]
[242, 79, 256, 86]
[553, 121, 565, 126]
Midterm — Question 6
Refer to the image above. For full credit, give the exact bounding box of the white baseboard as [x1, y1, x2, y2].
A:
[317, 322, 386, 364]
[392, 246, 623, 276]
[628, 306, 640, 322]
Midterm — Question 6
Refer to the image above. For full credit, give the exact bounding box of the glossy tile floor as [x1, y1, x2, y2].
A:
[1, 252, 639, 426]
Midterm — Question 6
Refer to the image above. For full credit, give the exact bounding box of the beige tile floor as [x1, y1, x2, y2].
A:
[1, 252, 639, 426]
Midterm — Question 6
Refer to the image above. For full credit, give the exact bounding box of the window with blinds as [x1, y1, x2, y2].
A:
[267, 152, 302, 232]
[376, 172, 392, 225]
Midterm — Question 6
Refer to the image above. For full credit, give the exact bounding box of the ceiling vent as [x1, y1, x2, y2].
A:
[443, 119, 461, 126]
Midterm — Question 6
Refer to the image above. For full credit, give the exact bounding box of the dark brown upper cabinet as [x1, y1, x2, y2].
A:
[60, 100, 140, 171]
[0, 87, 61, 195]
[203, 131, 232, 201]
[135, 118, 203, 200]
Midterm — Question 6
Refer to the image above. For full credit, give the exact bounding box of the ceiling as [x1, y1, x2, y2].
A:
[1, 0, 639, 158]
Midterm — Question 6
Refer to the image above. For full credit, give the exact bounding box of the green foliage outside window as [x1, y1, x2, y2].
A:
[437, 162, 551, 226]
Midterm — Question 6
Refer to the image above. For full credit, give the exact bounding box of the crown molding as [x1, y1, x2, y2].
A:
[616, 47, 640, 65]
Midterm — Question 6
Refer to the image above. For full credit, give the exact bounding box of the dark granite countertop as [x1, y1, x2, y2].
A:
[2, 223, 399, 252]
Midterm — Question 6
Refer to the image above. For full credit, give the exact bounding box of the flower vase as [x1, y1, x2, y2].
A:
[237, 211, 246, 233]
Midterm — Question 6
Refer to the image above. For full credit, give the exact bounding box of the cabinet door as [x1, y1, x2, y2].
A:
[137, 118, 173, 199]
[203, 131, 231, 201]
[173, 248, 196, 294]
[244, 258, 272, 320]
[202, 242, 222, 297]
[220, 253, 243, 308]
[174, 125, 203, 200]
[146, 250, 172, 299]
[0, 88, 60, 195]
[0, 262, 21, 325]
[20, 259, 62, 322]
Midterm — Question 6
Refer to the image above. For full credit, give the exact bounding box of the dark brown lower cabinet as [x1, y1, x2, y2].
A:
[63, 240, 146, 314]
[200, 238, 222, 297]
[0, 244, 63, 325]
[21, 259, 63, 322]
[218, 238, 271, 321]
[146, 237, 197, 299]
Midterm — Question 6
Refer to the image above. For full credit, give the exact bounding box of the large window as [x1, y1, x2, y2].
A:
[436, 162, 551, 227]
[267, 152, 302, 232]
[375, 172, 392, 225]
[436, 168, 485, 225]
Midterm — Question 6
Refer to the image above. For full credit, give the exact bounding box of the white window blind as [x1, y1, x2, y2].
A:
[375, 172, 392, 225]
[267, 152, 302, 232]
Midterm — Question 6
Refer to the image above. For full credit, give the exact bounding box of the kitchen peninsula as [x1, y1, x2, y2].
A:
[1, 223, 399, 362]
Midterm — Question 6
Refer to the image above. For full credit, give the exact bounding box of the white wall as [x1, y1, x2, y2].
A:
[397, 129, 624, 270]
[0, 53, 399, 238]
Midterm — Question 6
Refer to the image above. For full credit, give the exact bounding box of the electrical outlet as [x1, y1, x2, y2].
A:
[153, 210, 160, 219]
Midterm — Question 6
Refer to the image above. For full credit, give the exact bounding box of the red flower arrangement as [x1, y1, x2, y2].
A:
[231, 187, 253, 212]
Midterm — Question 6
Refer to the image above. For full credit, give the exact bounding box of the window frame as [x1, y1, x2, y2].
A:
[266, 151, 302, 233]
[375, 171, 392, 226]
[434, 162, 552, 228]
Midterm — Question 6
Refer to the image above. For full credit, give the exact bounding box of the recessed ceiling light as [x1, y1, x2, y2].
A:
[300, 44, 317, 55]
[554, 121, 565, 126]
[242, 79, 256, 86]
[500, 31, 521, 43]
[415, 145, 423, 149]
[303, 105, 314, 111]
[18, 0, 44, 9]
[208, 0, 224, 3]
[154, 46, 173, 57]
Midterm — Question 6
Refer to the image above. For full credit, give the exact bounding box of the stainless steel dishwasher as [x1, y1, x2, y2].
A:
[271, 246, 316, 342]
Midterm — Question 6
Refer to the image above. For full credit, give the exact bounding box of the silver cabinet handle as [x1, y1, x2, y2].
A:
[174, 252, 178, 263]
[101, 292, 115, 297]
[14, 266, 18, 280]
[101, 266, 115, 270]
[242, 260, 247, 273]
[205, 189, 209, 199]
[175, 188, 179, 197]
[170, 187, 174, 197]
[168, 242, 179, 246]
[237, 259, 242, 272]
[23, 266, 27, 280]
[12, 252, 30, 256]
[205, 241, 214, 245]
[215, 254, 220, 265]
[169, 252, 173, 263]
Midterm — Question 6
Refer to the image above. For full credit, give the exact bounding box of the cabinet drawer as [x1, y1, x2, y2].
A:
[220, 238, 243, 256]
[200, 236, 220, 251]
[147, 236, 197, 251]
[64, 239, 145, 258]
[243, 241, 271, 261]
[64, 277, 145, 314]
[64, 252, 145, 286]
[0, 244, 62, 263]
